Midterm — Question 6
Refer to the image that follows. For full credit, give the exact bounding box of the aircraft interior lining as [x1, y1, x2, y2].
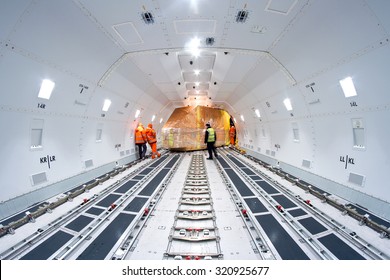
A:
[1, 0, 390, 263]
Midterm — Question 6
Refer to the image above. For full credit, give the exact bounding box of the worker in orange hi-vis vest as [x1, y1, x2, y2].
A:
[229, 125, 236, 147]
[145, 123, 161, 159]
[135, 123, 147, 159]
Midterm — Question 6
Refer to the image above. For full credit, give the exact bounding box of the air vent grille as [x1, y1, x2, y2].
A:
[85, 159, 94, 168]
[348, 172, 365, 187]
[142, 12, 154, 24]
[31, 172, 47, 186]
[302, 159, 311, 168]
[236, 10, 249, 23]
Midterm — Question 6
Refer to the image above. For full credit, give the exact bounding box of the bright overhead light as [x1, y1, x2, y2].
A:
[194, 70, 200, 76]
[38, 79, 55, 99]
[339, 76, 357, 97]
[255, 109, 261, 118]
[240, 115, 245, 122]
[151, 115, 156, 122]
[135, 109, 141, 118]
[187, 37, 201, 57]
[159, 118, 163, 124]
[102, 99, 111, 112]
[283, 98, 293, 111]
[195, 82, 200, 86]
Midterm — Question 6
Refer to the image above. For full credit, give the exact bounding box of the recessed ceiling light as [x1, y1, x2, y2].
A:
[38, 79, 55, 100]
[339, 76, 357, 97]
[102, 99, 111, 112]
[283, 98, 293, 111]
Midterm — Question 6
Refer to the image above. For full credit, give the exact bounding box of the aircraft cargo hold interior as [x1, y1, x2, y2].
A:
[1, 1, 390, 275]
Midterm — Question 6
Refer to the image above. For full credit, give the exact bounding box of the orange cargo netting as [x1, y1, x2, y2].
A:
[161, 106, 231, 151]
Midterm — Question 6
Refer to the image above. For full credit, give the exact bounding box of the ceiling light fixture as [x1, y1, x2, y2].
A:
[38, 79, 55, 100]
[283, 98, 293, 111]
[339, 76, 357, 97]
[102, 99, 111, 112]
[187, 37, 201, 57]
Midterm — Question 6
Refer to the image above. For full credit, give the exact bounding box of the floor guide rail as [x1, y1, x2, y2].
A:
[0, 154, 181, 260]
[1, 150, 388, 260]
[164, 154, 222, 260]
[216, 149, 388, 260]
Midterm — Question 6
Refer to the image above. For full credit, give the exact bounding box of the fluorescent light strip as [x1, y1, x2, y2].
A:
[38, 79, 55, 100]
[102, 99, 111, 112]
[340, 76, 357, 97]
[283, 98, 293, 111]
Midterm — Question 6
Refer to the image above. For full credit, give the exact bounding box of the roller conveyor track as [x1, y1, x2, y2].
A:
[1, 150, 388, 260]
[164, 154, 222, 260]
[216, 148, 389, 260]
[0, 154, 182, 260]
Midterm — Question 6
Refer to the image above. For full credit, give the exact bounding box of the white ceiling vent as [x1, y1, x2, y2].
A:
[112, 22, 143, 45]
[178, 54, 216, 71]
[186, 83, 209, 91]
[265, 0, 298, 15]
[174, 20, 216, 34]
[182, 71, 212, 83]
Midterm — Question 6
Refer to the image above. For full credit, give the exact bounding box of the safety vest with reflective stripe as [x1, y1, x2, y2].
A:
[207, 128, 215, 142]
[145, 127, 157, 144]
[135, 126, 146, 144]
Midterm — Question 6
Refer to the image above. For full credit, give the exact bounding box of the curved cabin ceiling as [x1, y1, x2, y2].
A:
[0, 0, 390, 220]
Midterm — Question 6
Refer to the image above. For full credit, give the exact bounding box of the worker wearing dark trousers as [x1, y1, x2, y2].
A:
[204, 123, 218, 159]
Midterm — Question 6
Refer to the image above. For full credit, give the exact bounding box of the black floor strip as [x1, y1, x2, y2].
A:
[216, 157, 231, 169]
[65, 215, 94, 232]
[244, 198, 268, 213]
[318, 234, 365, 260]
[123, 197, 148, 212]
[255, 214, 310, 260]
[115, 180, 138, 194]
[86, 207, 105, 216]
[288, 208, 307, 217]
[272, 194, 297, 209]
[138, 169, 170, 196]
[297, 217, 327, 235]
[77, 213, 136, 260]
[20, 231, 73, 260]
[224, 169, 255, 197]
[254, 180, 279, 194]
[96, 194, 122, 208]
